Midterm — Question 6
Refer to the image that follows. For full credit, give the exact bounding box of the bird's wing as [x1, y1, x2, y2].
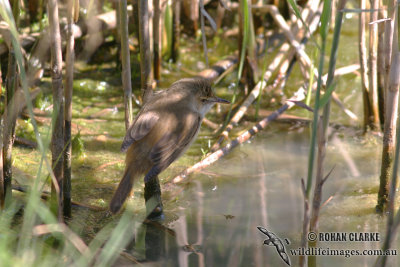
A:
[121, 111, 160, 152]
[149, 112, 201, 174]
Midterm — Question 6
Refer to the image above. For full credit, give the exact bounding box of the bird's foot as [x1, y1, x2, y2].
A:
[146, 204, 165, 221]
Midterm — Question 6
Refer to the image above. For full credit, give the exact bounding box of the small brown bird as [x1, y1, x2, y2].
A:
[110, 77, 229, 214]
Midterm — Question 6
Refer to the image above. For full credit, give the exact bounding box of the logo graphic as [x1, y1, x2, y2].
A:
[257, 226, 291, 266]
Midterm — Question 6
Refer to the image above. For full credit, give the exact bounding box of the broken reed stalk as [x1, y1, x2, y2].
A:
[48, 0, 65, 221]
[139, 0, 153, 103]
[368, 0, 381, 130]
[311, 64, 360, 88]
[359, 0, 371, 133]
[63, 0, 76, 218]
[267, 5, 314, 74]
[119, 0, 133, 129]
[377, 0, 399, 214]
[307, 64, 360, 120]
[269, 2, 357, 123]
[211, 0, 321, 152]
[171, 88, 305, 184]
[198, 55, 238, 82]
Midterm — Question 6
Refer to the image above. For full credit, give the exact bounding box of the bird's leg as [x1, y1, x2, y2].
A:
[144, 175, 164, 221]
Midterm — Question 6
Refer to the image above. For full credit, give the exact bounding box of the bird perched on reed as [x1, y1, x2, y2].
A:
[110, 77, 229, 216]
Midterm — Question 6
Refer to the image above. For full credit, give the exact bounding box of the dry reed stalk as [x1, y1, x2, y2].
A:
[171, 88, 305, 184]
[33, 223, 89, 254]
[368, 0, 381, 130]
[0, 65, 3, 208]
[48, 0, 65, 221]
[171, 0, 181, 62]
[377, 0, 399, 213]
[359, 0, 371, 132]
[153, 0, 162, 81]
[377, 7, 386, 126]
[0, 148, 3, 209]
[269, 2, 357, 122]
[198, 55, 238, 81]
[266, 5, 314, 72]
[377, 3, 400, 266]
[382, 0, 395, 82]
[2, 0, 20, 208]
[139, 0, 153, 103]
[3, 45, 17, 207]
[200, 0, 209, 66]
[381, 49, 400, 213]
[63, 0, 76, 218]
[148, 0, 154, 83]
[119, 0, 133, 129]
[211, 0, 321, 151]
[216, 1, 225, 31]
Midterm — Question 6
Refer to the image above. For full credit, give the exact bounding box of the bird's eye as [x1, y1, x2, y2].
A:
[201, 98, 207, 103]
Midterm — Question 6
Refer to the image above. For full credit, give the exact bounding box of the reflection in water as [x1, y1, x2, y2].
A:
[119, 126, 398, 266]
[143, 222, 166, 261]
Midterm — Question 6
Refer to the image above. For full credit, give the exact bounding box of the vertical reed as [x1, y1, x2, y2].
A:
[368, 0, 381, 130]
[48, 0, 65, 221]
[139, 0, 153, 103]
[359, 0, 371, 133]
[0, 62, 3, 208]
[377, 3, 400, 261]
[301, 0, 333, 265]
[2, 0, 19, 207]
[309, 8, 347, 263]
[200, 0, 209, 66]
[63, 0, 77, 218]
[171, 0, 181, 62]
[153, 0, 162, 81]
[119, 0, 133, 129]
[223, 0, 250, 128]
[377, 0, 398, 213]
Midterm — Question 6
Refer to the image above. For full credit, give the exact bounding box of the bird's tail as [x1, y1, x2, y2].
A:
[109, 165, 137, 214]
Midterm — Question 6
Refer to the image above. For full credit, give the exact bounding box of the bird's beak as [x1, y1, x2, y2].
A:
[209, 96, 230, 104]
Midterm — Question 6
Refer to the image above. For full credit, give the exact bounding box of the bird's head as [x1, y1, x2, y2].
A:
[172, 77, 230, 116]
